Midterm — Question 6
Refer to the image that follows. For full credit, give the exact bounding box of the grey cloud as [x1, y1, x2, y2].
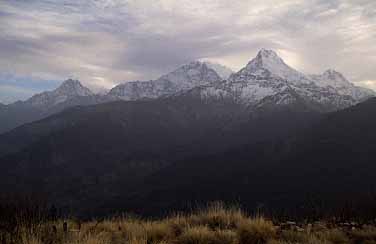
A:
[0, 0, 376, 102]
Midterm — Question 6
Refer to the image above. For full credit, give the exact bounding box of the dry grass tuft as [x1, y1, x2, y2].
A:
[350, 226, 376, 243]
[280, 229, 310, 243]
[3, 203, 376, 244]
[318, 229, 349, 244]
[179, 225, 237, 244]
[236, 216, 276, 244]
[179, 226, 216, 244]
[144, 221, 174, 243]
[188, 202, 245, 230]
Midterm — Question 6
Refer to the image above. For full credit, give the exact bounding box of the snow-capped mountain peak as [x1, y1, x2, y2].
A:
[27, 79, 93, 109]
[309, 70, 375, 101]
[247, 49, 289, 71]
[237, 48, 309, 84]
[157, 61, 221, 86]
[55, 79, 93, 97]
[200, 49, 365, 111]
[309, 69, 351, 89]
[256, 48, 285, 63]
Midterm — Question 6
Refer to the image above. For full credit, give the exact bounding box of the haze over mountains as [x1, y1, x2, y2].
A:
[0, 49, 376, 216]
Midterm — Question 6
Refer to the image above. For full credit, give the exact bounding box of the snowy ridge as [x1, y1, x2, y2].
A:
[198, 49, 370, 112]
[108, 61, 221, 100]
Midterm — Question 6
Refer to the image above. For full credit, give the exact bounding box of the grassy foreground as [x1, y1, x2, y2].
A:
[2, 203, 376, 244]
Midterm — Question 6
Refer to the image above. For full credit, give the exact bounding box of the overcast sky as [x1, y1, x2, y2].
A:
[0, 0, 375, 103]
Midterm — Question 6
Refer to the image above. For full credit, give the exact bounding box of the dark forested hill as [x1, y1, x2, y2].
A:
[0, 88, 320, 216]
[1, 93, 376, 217]
[133, 98, 376, 216]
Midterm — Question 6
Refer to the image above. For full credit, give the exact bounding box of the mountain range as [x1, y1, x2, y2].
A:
[0, 49, 375, 217]
[0, 49, 373, 134]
